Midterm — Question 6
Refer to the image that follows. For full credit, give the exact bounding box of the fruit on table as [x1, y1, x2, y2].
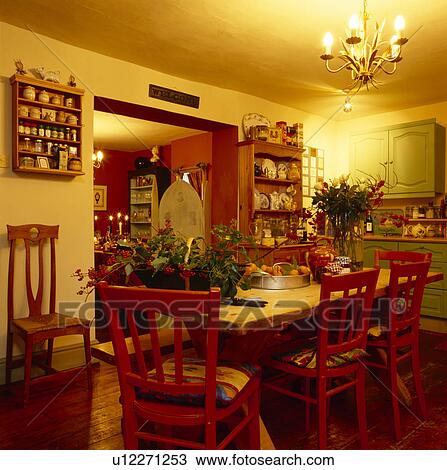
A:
[244, 263, 260, 276]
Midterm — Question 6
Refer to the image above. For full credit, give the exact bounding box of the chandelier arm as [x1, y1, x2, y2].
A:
[376, 62, 398, 75]
[324, 60, 354, 74]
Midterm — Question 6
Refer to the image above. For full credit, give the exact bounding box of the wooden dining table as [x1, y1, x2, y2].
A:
[201, 268, 443, 450]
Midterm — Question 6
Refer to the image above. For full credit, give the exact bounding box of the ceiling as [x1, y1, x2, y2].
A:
[94, 111, 205, 151]
[2, 0, 447, 119]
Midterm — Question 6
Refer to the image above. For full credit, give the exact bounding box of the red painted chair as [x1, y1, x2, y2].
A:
[374, 249, 432, 269]
[5, 224, 92, 406]
[263, 268, 380, 449]
[97, 283, 261, 450]
[365, 261, 430, 441]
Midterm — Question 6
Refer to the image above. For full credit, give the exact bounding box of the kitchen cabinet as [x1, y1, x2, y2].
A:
[237, 140, 304, 236]
[350, 119, 445, 198]
[128, 167, 170, 240]
[364, 239, 447, 319]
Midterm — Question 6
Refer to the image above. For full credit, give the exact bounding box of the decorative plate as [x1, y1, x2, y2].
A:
[259, 193, 270, 210]
[254, 189, 261, 210]
[279, 192, 292, 210]
[242, 113, 271, 138]
[261, 158, 277, 179]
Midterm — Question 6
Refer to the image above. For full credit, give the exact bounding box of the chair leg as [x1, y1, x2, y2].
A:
[46, 339, 54, 369]
[389, 349, 402, 441]
[204, 422, 217, 450]
[304, 377, 311, 433]
[411, 344, 427, 419]
[23, 337, 33, 407]
[83, 330, 93, 391]
[247, 388, 261, 450]
[122, 403, 139, 450]
[317, 377, 327, 449]
[5, 330, 14, 387]
[355, 367, 368, 449]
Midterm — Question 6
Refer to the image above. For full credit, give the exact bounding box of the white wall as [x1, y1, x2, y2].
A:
[0, 22, 339, 361]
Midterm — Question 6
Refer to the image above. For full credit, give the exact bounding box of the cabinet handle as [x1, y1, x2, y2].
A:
[389, 161, 393, 164]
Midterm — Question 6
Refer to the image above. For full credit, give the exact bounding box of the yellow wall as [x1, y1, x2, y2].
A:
[0, 21, 338, 361]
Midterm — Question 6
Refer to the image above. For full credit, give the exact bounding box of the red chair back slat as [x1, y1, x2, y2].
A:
[97, 283, 221, 406]
[374, 249, 432, 269]
[7, 224, 59, 319]
[317, 269, 380, 371]
[387, 261, 430, 337]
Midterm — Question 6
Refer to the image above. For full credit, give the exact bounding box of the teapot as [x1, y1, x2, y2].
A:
[306, 237, 336, 282]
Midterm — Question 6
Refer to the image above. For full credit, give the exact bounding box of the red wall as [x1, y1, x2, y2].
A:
[93, 146, 171, 235]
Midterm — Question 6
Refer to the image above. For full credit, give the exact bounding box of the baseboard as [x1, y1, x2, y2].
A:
[0, 340, 99, 385]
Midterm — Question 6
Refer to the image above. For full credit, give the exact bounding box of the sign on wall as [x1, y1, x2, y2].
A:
[149, 84, 200, 109]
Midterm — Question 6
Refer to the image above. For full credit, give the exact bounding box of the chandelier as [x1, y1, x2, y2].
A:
[92, 150, 104, 168]
[320, 0, 409, 92]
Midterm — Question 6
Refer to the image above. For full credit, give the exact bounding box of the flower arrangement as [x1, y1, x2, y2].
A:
[311, 174, 385, 269]
[74, 221, 253, 299]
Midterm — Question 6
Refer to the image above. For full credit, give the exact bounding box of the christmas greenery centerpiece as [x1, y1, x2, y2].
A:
[74, 221, 253, 300]
[312, 174, 385, 270]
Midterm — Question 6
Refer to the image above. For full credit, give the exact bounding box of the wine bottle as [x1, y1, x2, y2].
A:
[365, 211, 373, 234]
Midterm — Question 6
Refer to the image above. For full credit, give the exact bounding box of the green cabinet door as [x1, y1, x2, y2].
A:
[363, 240, 398, 268]
[350, 131, 388, 185]
[388, 124, 434, 196]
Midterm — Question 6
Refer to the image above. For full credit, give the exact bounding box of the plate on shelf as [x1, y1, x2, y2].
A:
[242, 113, 271, 139]
[259, 192, 270, 210]
[277, 162, 288, 179]
[261, 158, 277, 179]
[254, 189, 261, 210]
[279, 192, 292, 210]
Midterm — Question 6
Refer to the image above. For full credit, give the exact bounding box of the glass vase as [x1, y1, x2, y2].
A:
[331, 217, 364, 272]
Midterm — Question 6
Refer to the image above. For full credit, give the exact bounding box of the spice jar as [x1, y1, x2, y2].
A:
[50, 95, 61, 105]
[24, 122, 31, 135]
[64, 97, 74, 108]
[45, 126, 52, 138]
[65, 128, 70, 140]
[35, 139, 43, 153]
[30, 124, 38, 136]
[23, 137, 31, 151]
[58, 128, 64, 139]
[70, 129, 77, 141]
[29, 107, 41, 119]
[38, 124, 45, 137]
[38, 90, 50, 103]
[51, 127, 58, 138]
[46, 142, 53, 154]
[18, 121, 25, 134]
[22, 86, 36, 100]
[288, 163, 300, 181]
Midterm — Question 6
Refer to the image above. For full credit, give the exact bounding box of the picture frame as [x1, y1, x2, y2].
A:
[37, 156, 49, 169]
[93, 185, 107, 211]
[267, 127, 282, 144]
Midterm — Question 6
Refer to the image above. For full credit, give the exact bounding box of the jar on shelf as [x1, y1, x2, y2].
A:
[22, 137, 32, 151]
[29, 107, 41, 119]
[56, 111, 66, 123]
[288, 162, 300, 181]
[18, 104, 29, 117]
[66, 114, 78, 125]
[22, 86, 36, 100]
[58, 128, 65, 140]
[38, 124, 45, 137]
[51, 127, 58, 138]
[50, 95, 61, 105]
[20, 156, 35, 168]
[70, 129, 77, 141]
[38, 90, 50, 103]
[65, 128, 70, 140]
[64, 97, 74, 108]
[30, 124, 38, 136]
[24, 122, 31, 135]
[18, 121, 25, 134]
[34, 139, 43, 153]
[68, 157, 82, 171]
[46, 142, 53, 154]
[45, 126, 52, 138]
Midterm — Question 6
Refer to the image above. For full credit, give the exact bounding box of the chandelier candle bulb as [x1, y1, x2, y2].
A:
[349, 14, 360, 38]
[323, 32, 334, 56]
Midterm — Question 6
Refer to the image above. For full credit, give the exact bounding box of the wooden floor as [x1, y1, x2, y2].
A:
[0, 330, 446, 450]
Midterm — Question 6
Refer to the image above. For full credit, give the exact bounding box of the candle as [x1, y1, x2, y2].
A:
[117, 212, 121, 220]
[119, 221, 123, 235]
[108, 215, 113, 234]
[124, 214, 129, 233]
[348, 14, 360, 38]
[94, 214, 98, 232]
[323, 32, 333, 56]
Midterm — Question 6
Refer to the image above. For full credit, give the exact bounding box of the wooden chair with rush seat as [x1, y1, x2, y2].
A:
[365, 260, 431, 441]
[263, 268, 380, 449]
[97, 283, 261, 450]
[5, 224, 92, 406]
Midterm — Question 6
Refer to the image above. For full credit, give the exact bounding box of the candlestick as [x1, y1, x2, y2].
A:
[108, 215, 113, 235]
[119, 221, 123, 236]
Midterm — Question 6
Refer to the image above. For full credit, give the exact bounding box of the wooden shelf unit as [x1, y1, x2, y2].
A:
[237, 140, 304, 236]
[10, 74, 84, 177]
